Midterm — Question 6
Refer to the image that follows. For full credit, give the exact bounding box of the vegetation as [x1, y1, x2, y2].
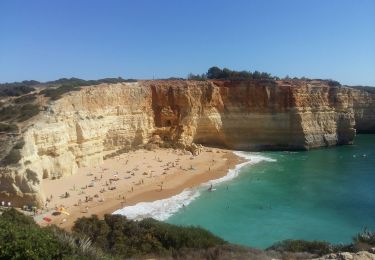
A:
[1, 139, 24, 166]
[39, 77, 137, 100]
[0, 80, 38, 97]
[186, 67, 347, 86]
[0, 209, 225, 259]
[268, 228, 375, 256]
[0, 106, 19, 121]
[268, 239, 332, 256]
[0, 104, 40, 122]
[73, 214, 226, 258]
[1, 147, 22, 165]
[40, 84, 82, 100]
[0, 208, 107, 259]
[351, 85, 375, 94]
[351, 228, 375, 251]
[327, 80, 341, 87]
[46, 77, 136, 86]
[13, 140, 25, 149]
[187, 73, 207, 81]
[188, 66, 274, 81]
[0, 209, 66, 259]
[14, 94, 37, 104]
[18, 104, 40, 122]
[0, 209, 375, 259]
[0, 122, 18, 133]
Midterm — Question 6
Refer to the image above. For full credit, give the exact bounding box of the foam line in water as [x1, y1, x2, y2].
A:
[113, 189, 200, 221]
[204, 152, 276, 187]
[113, 152, 275, 221]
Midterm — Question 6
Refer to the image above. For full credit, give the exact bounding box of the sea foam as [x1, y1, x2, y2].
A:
[113, 189, 200, 221]
[113, 152, 275, 221]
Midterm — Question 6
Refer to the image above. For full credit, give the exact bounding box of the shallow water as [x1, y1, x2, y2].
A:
[167, 135, 375, 249]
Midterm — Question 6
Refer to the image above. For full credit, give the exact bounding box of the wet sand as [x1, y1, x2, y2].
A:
[38, 147, 243, 230]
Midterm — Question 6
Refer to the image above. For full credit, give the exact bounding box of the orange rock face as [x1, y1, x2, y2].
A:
[148, 79, 357, 150]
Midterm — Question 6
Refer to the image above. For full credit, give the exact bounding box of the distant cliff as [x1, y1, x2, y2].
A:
[0, 79, 373, 206]
[351, 86, 375, 133]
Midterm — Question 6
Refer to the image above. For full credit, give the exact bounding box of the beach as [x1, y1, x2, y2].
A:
[38, 147, 243, 230]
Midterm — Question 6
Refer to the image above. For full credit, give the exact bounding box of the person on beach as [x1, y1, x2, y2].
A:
[159, 182, 164, 191]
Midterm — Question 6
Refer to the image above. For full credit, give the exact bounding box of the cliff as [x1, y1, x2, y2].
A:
[0, 79, 372, 206]
[350, 86, 375, 133]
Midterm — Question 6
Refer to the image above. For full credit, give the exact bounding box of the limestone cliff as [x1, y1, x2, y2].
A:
[149, 80, 355, 150]
[0, 79, 372, 206]
[350, 86, 375, 133]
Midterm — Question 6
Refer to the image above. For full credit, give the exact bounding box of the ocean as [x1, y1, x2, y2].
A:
[115, 135, 375, 249]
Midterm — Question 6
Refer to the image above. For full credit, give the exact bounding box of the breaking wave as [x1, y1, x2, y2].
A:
[113, 152, 276, 221]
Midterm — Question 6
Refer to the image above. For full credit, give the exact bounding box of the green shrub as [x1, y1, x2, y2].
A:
[0, 85, 35, 97]
[139, 218, 225, 250]
[2, 148, 21, 165]
[351, 228, 375, 251]
[73, 215, 110, 250]
[17, 104, 40, 122]
[1, 208, 36, 226]
[0, 123, 18, 132]
[72, 214, 225, 258]
[267, 239, 332, 256]
[0, 104, 40, 122]
[327, 80, 341, 87]
[206, 66, 273, 80]
[0, 209, 72, 259]
[40, 84, 81, 100]
[0, 209, 110, 260]
[40, 77, 137, 100]
[0, 106, 19, 121]
[13, 140, 25, 149]
[353, 228, 375, 245]
[14, 94, 37, 104]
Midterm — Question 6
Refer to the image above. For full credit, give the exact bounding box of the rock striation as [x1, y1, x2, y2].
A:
[0, 79, 373, 206]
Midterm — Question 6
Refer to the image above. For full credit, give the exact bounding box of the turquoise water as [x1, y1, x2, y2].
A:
[167, 135, 375, 249]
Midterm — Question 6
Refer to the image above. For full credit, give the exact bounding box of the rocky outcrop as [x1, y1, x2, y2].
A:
[0, 79, 372, 206]
[314, 251, 375, 260]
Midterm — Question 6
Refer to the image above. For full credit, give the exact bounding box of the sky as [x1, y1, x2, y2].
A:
[0, 0, 374, 86]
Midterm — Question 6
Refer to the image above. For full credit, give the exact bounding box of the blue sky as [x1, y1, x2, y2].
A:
[0, 0, 374, 85]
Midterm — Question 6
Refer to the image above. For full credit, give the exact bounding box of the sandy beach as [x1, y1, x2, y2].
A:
[37, 147, 243, 230]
